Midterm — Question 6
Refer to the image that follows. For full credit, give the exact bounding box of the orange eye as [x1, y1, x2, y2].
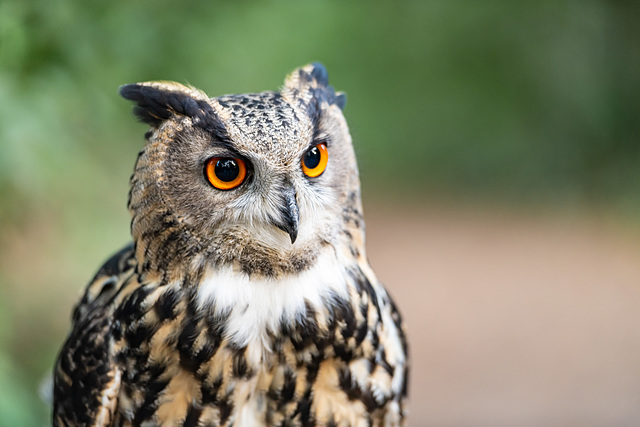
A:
[301, 143, 328, 178]
[205, 157, 247, 190]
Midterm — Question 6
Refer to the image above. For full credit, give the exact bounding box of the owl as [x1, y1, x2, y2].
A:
[53, 63, 408, 426]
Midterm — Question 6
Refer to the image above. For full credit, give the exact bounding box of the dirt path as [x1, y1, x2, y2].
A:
[364, 203, 640, 426]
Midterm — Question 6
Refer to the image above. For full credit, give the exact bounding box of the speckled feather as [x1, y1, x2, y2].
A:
[53, 64, 408, 426]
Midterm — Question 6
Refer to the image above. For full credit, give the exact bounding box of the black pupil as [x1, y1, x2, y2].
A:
[304, 147, 321, 169]
[215, 159, 239, 182]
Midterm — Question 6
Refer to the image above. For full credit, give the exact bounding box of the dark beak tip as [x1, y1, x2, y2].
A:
[275, 184, 300, 245]
[275, 222, 298, 244]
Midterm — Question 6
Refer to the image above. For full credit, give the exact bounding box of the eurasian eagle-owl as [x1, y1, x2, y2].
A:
[53, 63, 408, 426]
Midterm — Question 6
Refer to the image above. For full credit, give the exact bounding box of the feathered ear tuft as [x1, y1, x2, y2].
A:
[119, 81, 212, 127]
[283, 63, 346, 111]
[308, 62, 329, 87]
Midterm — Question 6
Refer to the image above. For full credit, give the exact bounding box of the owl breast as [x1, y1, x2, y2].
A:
[108, 245, 405, 426]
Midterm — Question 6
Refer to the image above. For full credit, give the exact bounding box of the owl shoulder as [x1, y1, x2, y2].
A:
[53, 243, 137, 426]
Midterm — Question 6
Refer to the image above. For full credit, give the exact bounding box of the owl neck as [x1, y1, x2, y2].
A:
[129, 221, 368, 294]
[129, 220, 367, 284]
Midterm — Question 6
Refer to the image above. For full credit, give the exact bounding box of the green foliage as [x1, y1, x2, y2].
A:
[0, 1, 638, 424]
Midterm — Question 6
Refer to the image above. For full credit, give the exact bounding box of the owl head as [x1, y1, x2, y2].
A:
[121, 63, 365, 279]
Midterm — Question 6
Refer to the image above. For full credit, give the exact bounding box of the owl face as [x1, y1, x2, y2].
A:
[122, 64, 361, 276]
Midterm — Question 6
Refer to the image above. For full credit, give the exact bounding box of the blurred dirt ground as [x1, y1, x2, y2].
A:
[364, 202, 640, 427]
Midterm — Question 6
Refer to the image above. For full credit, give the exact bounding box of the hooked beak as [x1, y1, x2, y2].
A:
[274, 186, 300, 244]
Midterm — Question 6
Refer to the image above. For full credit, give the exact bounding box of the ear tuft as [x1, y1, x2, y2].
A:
[283, 63, 345, 110]
[309, 62, 329, 87]
[119, 81, 211, 127]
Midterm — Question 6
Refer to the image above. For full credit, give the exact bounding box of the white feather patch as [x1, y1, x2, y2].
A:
[197, 249, 349, 350]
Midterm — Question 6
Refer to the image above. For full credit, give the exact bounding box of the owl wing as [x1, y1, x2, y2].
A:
[53, 244, 136, 427]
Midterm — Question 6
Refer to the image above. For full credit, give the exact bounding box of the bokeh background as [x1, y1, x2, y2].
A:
[1, 1, 640, 425]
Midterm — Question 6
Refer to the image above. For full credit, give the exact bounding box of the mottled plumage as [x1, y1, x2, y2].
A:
[54, 64, 408, 426]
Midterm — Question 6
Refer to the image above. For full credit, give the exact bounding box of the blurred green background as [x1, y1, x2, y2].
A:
[0, 1, 639, 425]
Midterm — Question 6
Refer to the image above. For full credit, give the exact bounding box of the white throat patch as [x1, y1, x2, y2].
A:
[197, 249, 349, 349]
